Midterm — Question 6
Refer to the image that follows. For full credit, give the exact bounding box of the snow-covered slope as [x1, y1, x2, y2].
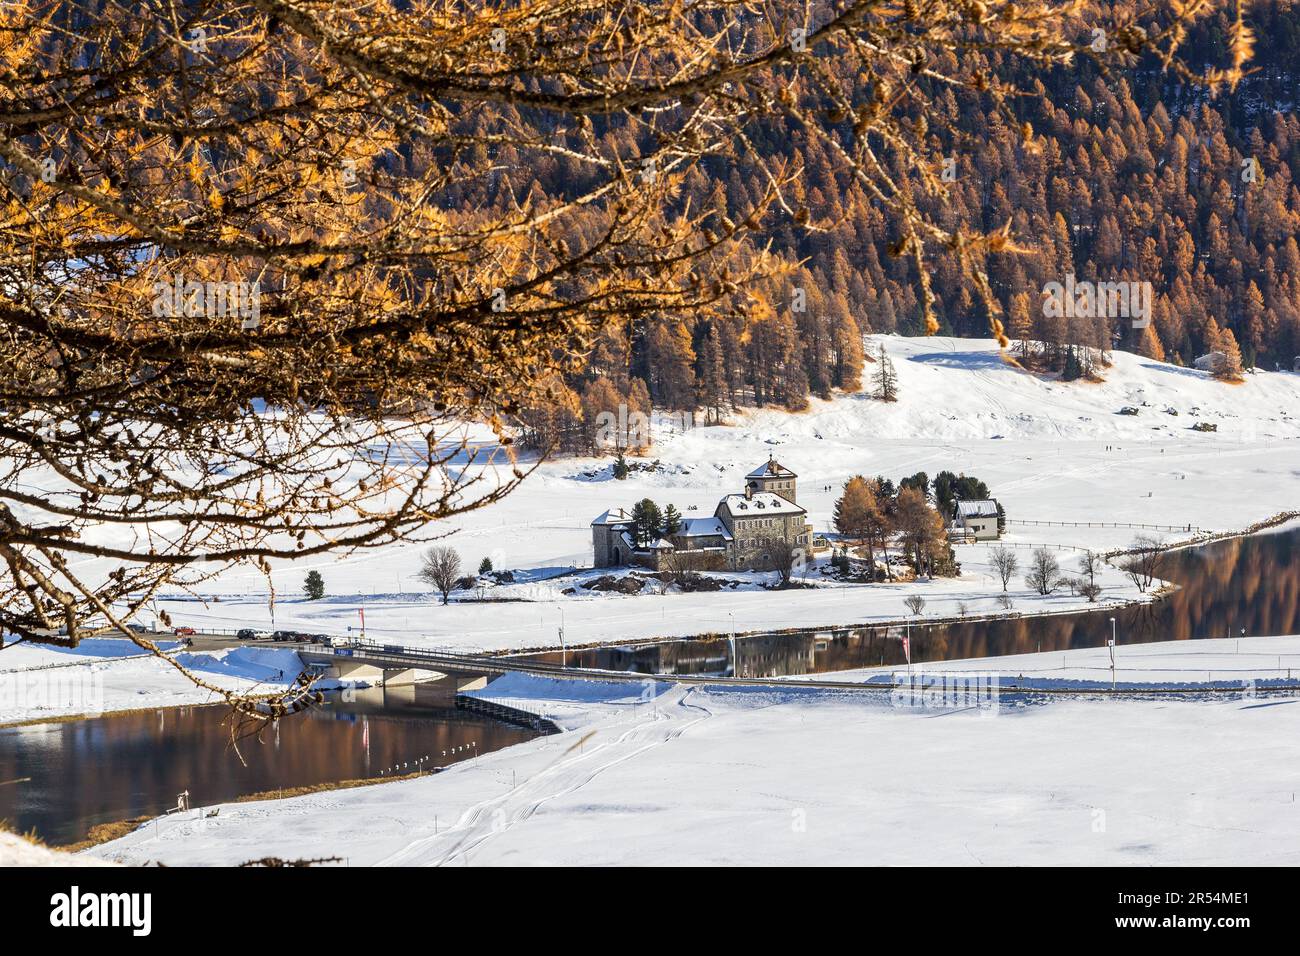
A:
[726, 335, 1300, 444]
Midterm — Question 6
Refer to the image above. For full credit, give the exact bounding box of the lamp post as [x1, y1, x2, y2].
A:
[728, 610, 737, 678]
[559, 606, 566, 668]
[1109, 617, 1117, 690]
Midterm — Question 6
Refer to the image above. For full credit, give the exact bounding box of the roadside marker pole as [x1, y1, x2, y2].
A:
[728, 610, 737, 678]
[1109, 617, 1117, 690]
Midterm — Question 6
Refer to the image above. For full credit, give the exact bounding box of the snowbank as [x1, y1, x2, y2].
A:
[0, 831, 114, 867]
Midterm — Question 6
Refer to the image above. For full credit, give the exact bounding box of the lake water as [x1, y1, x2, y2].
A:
[517, 526, 1300, 677]
[0, 684, 535, 846]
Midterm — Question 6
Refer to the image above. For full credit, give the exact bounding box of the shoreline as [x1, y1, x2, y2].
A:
[2, 511, 1294, 730]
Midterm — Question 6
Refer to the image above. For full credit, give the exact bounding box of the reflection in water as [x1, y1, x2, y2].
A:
[0, 684, 535, 846]
[523, 526, 1300, 677]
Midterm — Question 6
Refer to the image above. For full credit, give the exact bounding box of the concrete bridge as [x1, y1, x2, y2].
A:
[298, 642, 500, 690]
[297, 639, 902, 693]
[298, 638, 1300, 699]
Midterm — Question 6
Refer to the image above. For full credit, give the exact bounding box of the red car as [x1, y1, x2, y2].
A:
[173, 626, 197, 636]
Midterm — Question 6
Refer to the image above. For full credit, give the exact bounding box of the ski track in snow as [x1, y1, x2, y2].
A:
[378, 686, 713, 866]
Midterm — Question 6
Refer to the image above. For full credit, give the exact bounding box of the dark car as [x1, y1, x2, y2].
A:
[271, 630, 295, 642]
[236, 628, 257, 641]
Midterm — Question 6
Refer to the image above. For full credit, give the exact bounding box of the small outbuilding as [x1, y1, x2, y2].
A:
[1194, 351, 1225, 372]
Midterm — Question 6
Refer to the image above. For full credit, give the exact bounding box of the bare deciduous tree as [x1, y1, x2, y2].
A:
[990, 546, 1019, 591]
[1025, 549, 1061, 596]
[764, 540, 804, 586]
[1121, 535, 1169, 593]
[418, 546, 462, 605]
[904, 594, 926, 616]
[1078, 550, 1103, 588]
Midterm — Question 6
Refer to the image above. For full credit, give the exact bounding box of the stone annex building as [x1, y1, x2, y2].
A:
[591, 458, 813, 572]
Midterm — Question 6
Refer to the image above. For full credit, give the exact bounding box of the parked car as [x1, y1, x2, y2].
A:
[272, 630, 312, 643]
[236, 628, 257, 641]
[173, 626, 196, 636]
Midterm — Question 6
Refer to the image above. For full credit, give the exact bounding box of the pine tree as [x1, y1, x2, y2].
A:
[834, 477, 877, 544]
[661, 504, 682, 537]
[872, 344, 899, 401]
[834, 476, 893, 577]
[304, 570, 325, 600]
[1008, 292, 1034, 360]
[1213, 326, 1245, 382]
[478, 556, 494, 575]
[624, 378, 652, 452]
[1061, 345, 1083, 381]
[647, 321, 696, 410]
[831, 313, 865, 391]
[581, 376, 622, 454]
[630, 498, 663, 547]
[613, 450, 630, 480]
[696, 324, 728, 424]
[894, 487, 956, 577]
[1136, 323, 1166, 362]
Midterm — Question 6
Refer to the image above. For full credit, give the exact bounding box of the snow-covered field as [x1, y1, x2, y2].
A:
[86, 640, 1300, 866]
[136, 336, 1300, 653]
[807, 634, 1300, 687]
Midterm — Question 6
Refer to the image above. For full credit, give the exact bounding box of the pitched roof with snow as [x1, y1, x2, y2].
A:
[718, 492, 806, 517]
[591, 508, 633, 526]
[955, 499, 999, 518]
[676, 517, 733, 540]
[746, 457, 797, 479]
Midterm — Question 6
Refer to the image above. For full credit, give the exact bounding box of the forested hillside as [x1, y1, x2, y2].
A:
[508, 1, 1300, 453]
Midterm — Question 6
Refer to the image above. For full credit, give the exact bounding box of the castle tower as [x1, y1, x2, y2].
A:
[744, 456, 798, 504]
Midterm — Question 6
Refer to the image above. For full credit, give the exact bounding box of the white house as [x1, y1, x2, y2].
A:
[952, 499, 1002, 541]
